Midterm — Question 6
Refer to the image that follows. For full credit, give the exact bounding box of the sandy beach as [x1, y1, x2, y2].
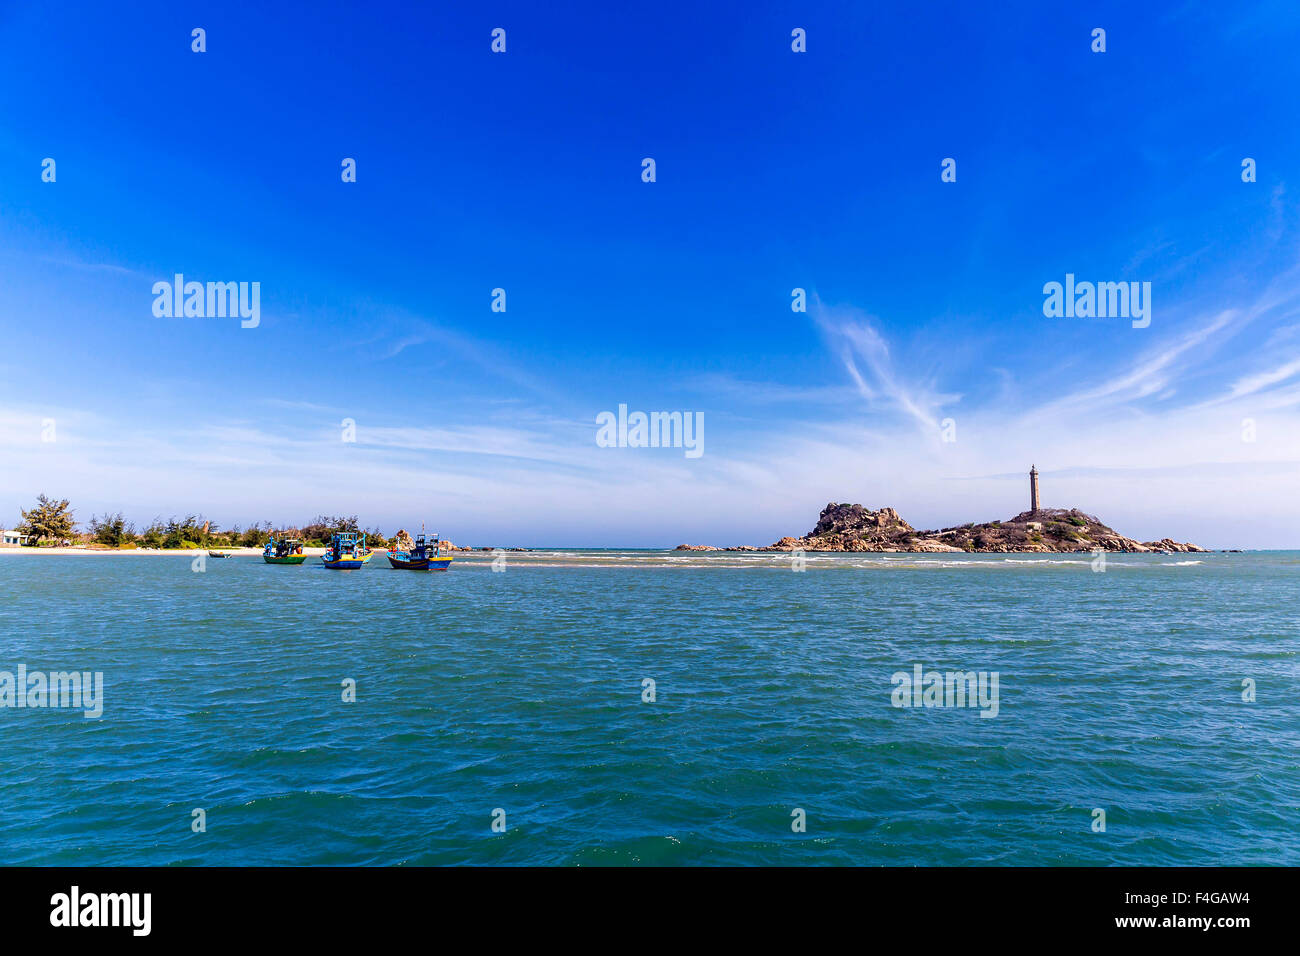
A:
[0, 546, 328, 557]
[0, 546, 496, 559]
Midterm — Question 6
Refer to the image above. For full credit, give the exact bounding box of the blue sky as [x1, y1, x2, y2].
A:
[2, 1, 1300, 547]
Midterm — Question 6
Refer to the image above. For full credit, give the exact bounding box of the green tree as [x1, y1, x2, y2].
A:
[239, 522, 271, 548]
[161, 515, 210, 549]
[301, 515, 361, 546]
[140, 520, 165, 549]
[17, 494, 76, 546]
[89, 512, 134, 547]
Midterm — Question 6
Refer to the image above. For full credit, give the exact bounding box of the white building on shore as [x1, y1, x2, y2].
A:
[1, 527, 30, 547]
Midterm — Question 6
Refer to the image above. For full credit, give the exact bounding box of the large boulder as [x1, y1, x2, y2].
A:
[766, 503, 918, 551]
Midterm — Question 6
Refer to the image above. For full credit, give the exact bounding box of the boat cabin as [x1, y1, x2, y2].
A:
[410, 533, 441, 558]
[329, 532, 367, 555]
[265, 536, 304, 558]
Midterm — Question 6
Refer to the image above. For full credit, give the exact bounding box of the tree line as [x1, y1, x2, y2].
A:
[8, 494, 393, 549]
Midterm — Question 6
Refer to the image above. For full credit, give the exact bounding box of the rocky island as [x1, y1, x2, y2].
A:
[676, 466, 1206, 554]
[752, 502, 1205, 553]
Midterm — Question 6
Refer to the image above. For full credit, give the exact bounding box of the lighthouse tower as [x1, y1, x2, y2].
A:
[1029, 465, 1040, 513]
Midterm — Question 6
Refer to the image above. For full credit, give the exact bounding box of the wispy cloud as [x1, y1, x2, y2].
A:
[1024, 262, 1300, 421]
[1035, 308, 1238, 416]
[1222, 355, 1300, 401]
[690, 373, 858, 406]
[812, 299, 959, 429]
[38, 255, 148, 278]
[331, 304, 560, 401]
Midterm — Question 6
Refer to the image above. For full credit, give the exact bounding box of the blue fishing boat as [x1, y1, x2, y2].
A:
[322, 532, 372, 570]
[387, 532, 454, 571]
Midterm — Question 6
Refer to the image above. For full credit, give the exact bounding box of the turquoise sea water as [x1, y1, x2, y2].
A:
[1, 550, 1297, 866]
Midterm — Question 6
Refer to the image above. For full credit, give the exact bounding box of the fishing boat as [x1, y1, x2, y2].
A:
[263, 536, 307, 565]
[387, 532, 454, 571]
[208, 550, 233, 559]
[322, 532, 372, 570]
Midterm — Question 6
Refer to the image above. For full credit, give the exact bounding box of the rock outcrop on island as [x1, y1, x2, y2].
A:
[389, 531, 473, 551]
[765, 503, 963, 552]
[753, 502, 1205, 553]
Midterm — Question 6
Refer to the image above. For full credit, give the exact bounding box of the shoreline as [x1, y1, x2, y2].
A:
[0, 546, 503, 557]
[0, 546, 325, 557]
[0, 546, 1246, 557]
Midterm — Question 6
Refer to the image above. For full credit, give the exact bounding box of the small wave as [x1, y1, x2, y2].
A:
[998, 558, 1089, 565]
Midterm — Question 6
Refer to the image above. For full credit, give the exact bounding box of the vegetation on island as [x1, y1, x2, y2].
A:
[7, 496, 392, 550]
